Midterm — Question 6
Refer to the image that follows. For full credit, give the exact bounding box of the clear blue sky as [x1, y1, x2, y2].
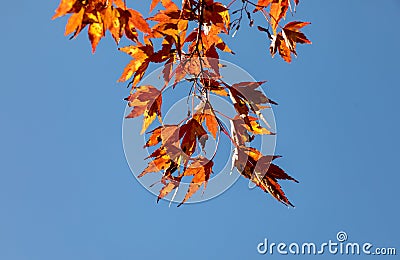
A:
[0, 1, 399, 259]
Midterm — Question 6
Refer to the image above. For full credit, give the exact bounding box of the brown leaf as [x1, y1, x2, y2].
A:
[233, 146, 296, 206]
[282, 21, 311, 55]
[204, 2, 230, 33]
[180, 118, 208, 156]
[258, 175, 294, 207]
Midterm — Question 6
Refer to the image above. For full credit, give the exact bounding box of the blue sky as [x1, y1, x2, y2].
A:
[0, 0, 399, 259]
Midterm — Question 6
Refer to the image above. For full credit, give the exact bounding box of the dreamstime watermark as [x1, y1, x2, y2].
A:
[257, 231, 397, 256]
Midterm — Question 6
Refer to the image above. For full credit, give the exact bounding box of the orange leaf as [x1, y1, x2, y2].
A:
[150, 0, 161, 12]
[52, 0, 76, 19]
[157, 177, 181, 202]
[128, 9, 151, 34]
[119, 59, 143, 83]
[253, 0, 272, 13]
[269, 0, 289, 33]
[161, 0, 178, 11]
[118, 44, 153, 84]
[139, 155, 171, 177]
[270, 21, 311, 62]
[205, 113, 218, 139]
[178, 158, 213, 206]
[103, 6, 122, 43]
[270, 33, 291, 62]
[64, 7, 84, 36]
[145, 126, 162, 147]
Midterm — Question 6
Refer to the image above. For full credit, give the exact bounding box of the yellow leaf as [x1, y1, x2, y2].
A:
[141, 110, 157, 135]
[118, 59, 145, 82]
[245, 120, 274, 135]
[64, 7, 84, 36]
[88, 22, 103, 53]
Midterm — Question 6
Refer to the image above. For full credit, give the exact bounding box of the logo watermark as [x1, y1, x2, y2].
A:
[257, 231, 397, 256]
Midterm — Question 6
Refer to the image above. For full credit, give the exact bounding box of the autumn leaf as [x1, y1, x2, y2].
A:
[53, 0, 310, 207]
[204, 108, 219, 139]
[150, 0, 161, 12]
[269, 21, 311, 62]
[179, 118, 208, 156]
[257, 175, 294, 206]
[139, 153, 171, 177]
[231, 81, 277, 109]
[253, 0, 272, 13]
[125, 9, 151, 34]
[102, 5, 123, 43]
[244, 116, 275, 135]
[178, 157, 213, 206]
[193, 102, 219, 139]
[270, 0, 289, 33]
[204, 1, 230, 33]
[64, 7, 84, 36]
[231, 116, 254, 145]
[157, 175, 181, 202]
[52, 0, 76, 19]
[88, 22, 104, 52]
[233, 146, 297, 206]
[269, 34, 288, 61]
[150, 0, 178, 12]
[118, 44, 154, 85]
[124, 85, 162, 134]
[282, 21, 312, 55]
[145, 126, 163, 147]
[201, 77, 229, 96]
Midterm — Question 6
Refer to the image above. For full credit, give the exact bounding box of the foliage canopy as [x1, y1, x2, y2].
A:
[53, 0, 311, 206]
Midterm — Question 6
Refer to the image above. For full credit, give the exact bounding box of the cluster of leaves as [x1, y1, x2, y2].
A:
[53, 0, 310, 206]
